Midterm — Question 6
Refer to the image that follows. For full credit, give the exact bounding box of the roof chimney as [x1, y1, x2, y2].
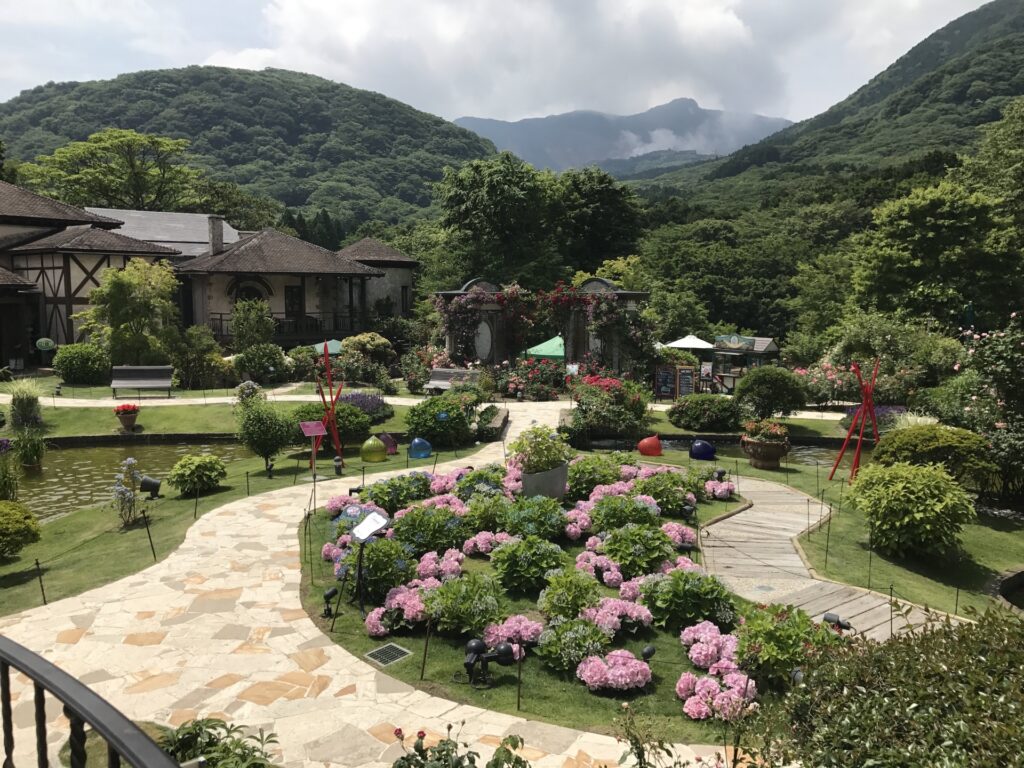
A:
[208, 215, 225, 254]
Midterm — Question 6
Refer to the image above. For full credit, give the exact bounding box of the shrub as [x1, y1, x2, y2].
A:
[233, 343, 287, 384]
[0, 500, 40, 559]
[356, 538, 415, 604]
[911, 370, 996, 432]
[392, 505, 468, 557]
[368, 361, 399, 395]
[401, 350, 430, 394]
[639, 570, 737, 631]
[496, 496, 566, 539]
[667, 394, 742, 431]
[756, 610, 1024, 767]
[0, 440, 18, 501]
[565, 380, 651, 442]
[736, 604, 840, 690]
[873, 424, 998, 491]
[7, 380, 42, 429]
[475, 405, 504, 442]
[361, 472, 433, 514]
[734, 366, 807, 419]
[168, 326, 223, 390]
[341, 332, 396, 366]
[286, 345, 316, 381]
[236, 402, 293, 470]
[633, 471, 698, 516]
[405, 394, 474, 448]
[491, 536, 565, 593]
[52, 343, 110, 385]
[453, 464, 506, 501]
[537, 568, 601, 619]
[230, 299, 274, 351]
[590, 495, 660, 532]
[536, 617, 612, 674]
[566, 454, 622, 502]
[167, 454, 227, 497]
[508, 426, 574, 474]
[160, 717, 277, 768]
[291, 402, 371, 446]
[423, 573, 507, 635]
[233, 380, 266, 408]
[13, 429, 45, 467]
[851, 462, 975, 558]
[338, 392, 394, 424]
[602, 524, 675, 578]
[463, 493, 512, 532]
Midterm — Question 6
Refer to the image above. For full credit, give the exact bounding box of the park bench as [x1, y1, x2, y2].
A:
[424, 367, 480, 395]
[110, 366, 174, 398]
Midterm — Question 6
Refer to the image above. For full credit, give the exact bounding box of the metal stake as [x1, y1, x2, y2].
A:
[420, 620, 431, 681]
[246, 471, 250, 496]
[141, 509, 157, 562]
[516, 654, 524, 711]
[824, 509, 832, 571]
[35, 559, 47, 605]
[193, 485, 200, 520]
[889, 584, 894, 638]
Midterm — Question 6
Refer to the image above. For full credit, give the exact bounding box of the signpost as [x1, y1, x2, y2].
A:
[654, 365, 676, 400]
[300, 420, 327, 516]
[676, 365, 695, 398]
[350, 511, 390, 616]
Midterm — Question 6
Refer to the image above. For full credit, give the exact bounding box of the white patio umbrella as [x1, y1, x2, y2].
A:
[665, 334, 713, 350]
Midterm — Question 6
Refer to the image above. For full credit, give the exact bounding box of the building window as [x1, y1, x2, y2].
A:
[401, 286, 410, 314]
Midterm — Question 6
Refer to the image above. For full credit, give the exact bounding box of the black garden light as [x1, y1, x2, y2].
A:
[823, 612, 853, 632]
[266, 461, 274, 479]
[322, 587, 340, 618]
[461, 638, 515, 688]
[139, 475, 162, 500]
[334, 455, 343, 476]
[713, 468, 727, 481]
[641, 644, 656, 661]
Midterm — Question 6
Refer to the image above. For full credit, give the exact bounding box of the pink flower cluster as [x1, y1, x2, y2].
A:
[676, 621, 755, 720]
[589, 480, 635, 502]
[618, 576, 646, 601]
[576, 650, 652, 691]
[462, 531, 518, 555]
[429, 467, 471, 494]
[661, 522, 697, 548]
[503, 457, 523, 495]
[585, 535, 603, 551]
[483, 614, 544, 659]
[580, 598, 653, 635]
[421, 494, 469, 516]
[365, 607, 388, 637]
[619, 464, 640, 481]
[565, 508, 593, 540]
[384, 585, 427, 623]
[575, 551, 623, 587]
[321, 533, 354, 562]
[637, 465, 677, 480]
[704, 480, 736, 500]
[680, 621, 738, 673]
[325, 494, 363, 517]
[417, 549, 464, 580]
[660, 556, 702, 575]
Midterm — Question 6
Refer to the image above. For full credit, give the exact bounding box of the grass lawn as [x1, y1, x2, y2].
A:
[0, 403, 411, 438]
[630, 448, 1020, 616]
[1, 374, 243, 401]
[645, 412, 843, 439]
[297, 494, 747, 745]
[0, 443, 484, 617]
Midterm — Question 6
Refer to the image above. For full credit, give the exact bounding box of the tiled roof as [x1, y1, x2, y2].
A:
[84, 208, 241, 257]
[11, 225, 180, 255]
[179, 229, 385, 277]
[0, 266, 33, 287]
[0, 181, 121, 227]
[337, 237, 418, 265]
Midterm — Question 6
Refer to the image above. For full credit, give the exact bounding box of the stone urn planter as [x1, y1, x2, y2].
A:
[115, 406, 140, 432]
[520, 461, 569, 500]
[740, 436, 790, 470]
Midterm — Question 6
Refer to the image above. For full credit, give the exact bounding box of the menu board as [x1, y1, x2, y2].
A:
[654, 366, 677, 399]
[676, 366, 695, 397]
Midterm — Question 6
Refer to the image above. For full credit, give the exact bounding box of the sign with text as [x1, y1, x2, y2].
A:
[715, 334, 756, 351]
[352, 511, 390, 543]
[700, 362, 713, 380]
[299, 420, 327, 437]
[654, 366, 676, 399]
[676, 366, 696, 397]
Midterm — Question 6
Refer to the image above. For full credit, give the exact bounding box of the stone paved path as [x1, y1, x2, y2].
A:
[701, 473, 953, 641]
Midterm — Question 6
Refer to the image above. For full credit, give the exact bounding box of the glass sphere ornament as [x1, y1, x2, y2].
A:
[408, 437, 432, 459]
[360, 435, 388, 463]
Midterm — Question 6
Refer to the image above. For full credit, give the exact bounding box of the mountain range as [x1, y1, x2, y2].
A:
[455, 98, 790, 172]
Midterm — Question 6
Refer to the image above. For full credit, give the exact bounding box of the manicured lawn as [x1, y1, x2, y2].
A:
[1, 374, 242, 400]
[297, 494, 748, 744]
[0, 404, 411, 438]
[645, 411, 844, 439]
[0, 443, 485, 617]
[628, 448, 1020, 616]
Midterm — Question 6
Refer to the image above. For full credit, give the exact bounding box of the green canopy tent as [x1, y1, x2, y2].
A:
[309, 339, 344, 356]
[525, 335, 565, 360]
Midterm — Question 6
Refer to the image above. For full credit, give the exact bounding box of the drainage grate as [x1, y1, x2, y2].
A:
[366, 642, 412, 666]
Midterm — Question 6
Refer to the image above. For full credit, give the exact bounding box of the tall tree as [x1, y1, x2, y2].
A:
[555, 167, 643, 274]
[19, 128, 198, 210]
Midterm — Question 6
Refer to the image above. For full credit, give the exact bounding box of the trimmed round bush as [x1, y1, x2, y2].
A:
[633, 470, 702, 516]
[851, 462, 974, 559]
[873, 424, 998, 491]
[602, 524, 675, 578]
[423, 572, 507, 635]
[496, 496, 566, 540]
[536, 617, 612, 674]
[734, 366, 807, 419]
[405, 394, 474, 448]
[291, 402, 371, 446]
[233, 343, 287, 384]
[0, 500, 40, 559]
[358, 538, 415, 603]
[52, 343, 111, 385]
[537, 568, 601, 619]
[392, 505, 468, 557]
[590, 495, 660, 532]
[639, 570, 737, 631]
[566, 454, 622, 502]
[667, 394, 742, 431]
[490, 536, 566, 593]
[463, 493, 512, 532]
[361, 472, 433, 514]
[167, 454, 227, 497]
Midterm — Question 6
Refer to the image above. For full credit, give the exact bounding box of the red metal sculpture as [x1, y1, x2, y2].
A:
[313, 341, 345, 470]
[828, 359, 880, 483]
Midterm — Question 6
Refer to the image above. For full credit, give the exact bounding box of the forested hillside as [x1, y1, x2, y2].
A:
[0, 66, 494, 225]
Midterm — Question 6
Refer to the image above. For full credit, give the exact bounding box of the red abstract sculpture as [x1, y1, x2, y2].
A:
[637, 435, 663, 457]
[828, 359, 879, 483]
[313, 341, 345, 471]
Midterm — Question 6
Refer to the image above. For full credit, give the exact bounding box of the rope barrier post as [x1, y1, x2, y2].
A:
[420, 619, 431, 681]
[432, 453, 439, 473]
[35, 559, 47, 605]
[824, 508, 832, 572]
[141, 509, 157, 562]
[815, 461, 820, 497]
[246, 471, 250, 497]
[867, 533, 873, 591]
[954, 587, 960, 616]
[516, 653, 524, 711]
[889, 584, 894, 638]
[806, 498, 811, 539]
[837, 479, 845, 516]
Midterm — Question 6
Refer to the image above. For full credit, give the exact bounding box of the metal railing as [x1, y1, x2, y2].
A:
[204, 311, 365, 342]
[0, 635, 178, 768]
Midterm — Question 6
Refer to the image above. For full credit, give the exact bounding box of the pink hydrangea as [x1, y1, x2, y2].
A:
[321, 543, 341, 562]
[421, 494, 468, 516]
[325, 494, 363, 517]
[637, 465, 675, 480]
[676, 671, 699, 699]
[575, 552, 621, 584]
[712, 689, 744, 721]
[709, 658, 739, 676]
[463, 531, 518, 556]
[695, 676, 722, 700]
[584, 535, 603, 551]
[416, 550, 463, 580]
[602, 568, 623, 588]
[686, 492, 697, 506]
[365, 607, 388, 637]
[723, 673, 757, 701]
[589, 480, 636, 502]
[683, 695, 713, 720]
[565, 508, 592, 540]
[661, 522, 697, 548]
[576, 650, 652, 691]
[384, 528, 395, 538]
[633, 494, 660, 513]
[565, 523, 582, 540]
[503, 457, 523, 495]
[580, 598, 653, 635]
[407, 577, 442, 590]
[337, 534, 353, 549]
[383, 585, 426, 623]
[689, 641, 721, 669]
[483, 614, 544, 649]
[429, 468, 471, 494]
[662, 555, 703, 574]
[618, 576, 645, 602]
[704, 480, 736, 500]
[619, 464, 640, 480]
[681, 621, 721, 647]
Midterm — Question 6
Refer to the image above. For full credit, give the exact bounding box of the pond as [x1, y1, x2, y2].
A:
[665, 441, 871, 469]
[19, 442, 253, 521]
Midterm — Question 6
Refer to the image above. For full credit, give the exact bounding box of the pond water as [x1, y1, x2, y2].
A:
[19, 442, 253, 521]
[664, 441, 869, 469]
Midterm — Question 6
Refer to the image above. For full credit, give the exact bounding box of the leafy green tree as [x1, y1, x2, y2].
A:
[76, 259, 179, 365]
[19, 128, 199, 210]
[186, 177, 282, 231]
[236, 401, 294, 471]
[555, 167, 643, 274]
[230, 299, 275, 351]
[959, 97, 1024, 227]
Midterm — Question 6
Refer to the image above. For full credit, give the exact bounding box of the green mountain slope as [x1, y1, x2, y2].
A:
[0, 66, 494, 223]
[643, 0, 1024, 191]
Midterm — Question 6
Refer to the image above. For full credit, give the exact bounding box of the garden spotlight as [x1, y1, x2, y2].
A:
[641, 644, 656, 661]
[462, 638, 515, 687]
[322, 587, 339, 618]
[823, 612, 853, 631]
[334, 455, 343, 476]
[139, 475, 162, 500]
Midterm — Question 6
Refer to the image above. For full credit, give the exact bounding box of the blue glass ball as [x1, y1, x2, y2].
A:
[409, 437, 433, 459]
[690, 439, 716, 461]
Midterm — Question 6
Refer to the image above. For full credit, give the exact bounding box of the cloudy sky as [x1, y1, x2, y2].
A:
[0, 0, 991, 122]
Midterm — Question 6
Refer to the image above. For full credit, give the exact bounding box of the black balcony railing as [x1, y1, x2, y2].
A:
[205, 311, 364, 342]
[0, 635, 178, 768]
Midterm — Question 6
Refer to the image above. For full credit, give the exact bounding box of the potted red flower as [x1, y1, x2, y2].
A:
[740, 419, 790, 469]
[114, 403, 140, 432]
